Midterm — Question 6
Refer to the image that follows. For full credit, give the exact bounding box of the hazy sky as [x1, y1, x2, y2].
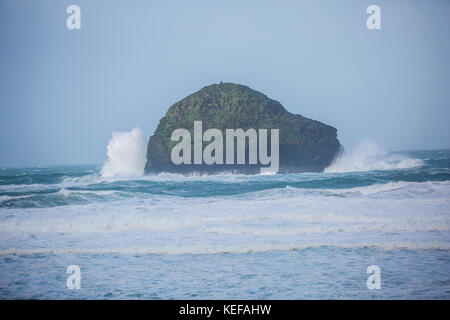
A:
[1, 0, 449, 167]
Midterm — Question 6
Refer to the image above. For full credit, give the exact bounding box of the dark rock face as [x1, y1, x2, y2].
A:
[145, 83, 342, 174]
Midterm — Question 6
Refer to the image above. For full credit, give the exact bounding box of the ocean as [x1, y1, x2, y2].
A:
[0, 143, 449, 299]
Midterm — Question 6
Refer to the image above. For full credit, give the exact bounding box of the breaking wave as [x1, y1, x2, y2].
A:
[325, 140, 423, 173]
[100, 128, 147, 178]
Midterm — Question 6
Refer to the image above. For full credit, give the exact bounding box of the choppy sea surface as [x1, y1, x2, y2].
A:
[0, 147, 449, 299]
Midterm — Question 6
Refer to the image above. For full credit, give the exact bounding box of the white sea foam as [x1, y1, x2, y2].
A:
[100, 128, 147, 178]
[325, 140, 423, 173]
[0, 181, 448, 256]
[285, 181, 414, 197]
[1, 241, 449, 256]
[1, 152, 449, 256]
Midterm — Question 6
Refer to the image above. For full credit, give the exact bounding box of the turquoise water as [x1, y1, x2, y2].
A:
[0, 149, 449, 299]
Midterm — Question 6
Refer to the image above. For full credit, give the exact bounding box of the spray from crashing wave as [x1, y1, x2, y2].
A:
[101, 128, 147, 178]
[325, 140, 423, 173]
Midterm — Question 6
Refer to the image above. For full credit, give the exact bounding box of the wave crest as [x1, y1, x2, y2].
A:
[325, 140, 423, 173]
[101, 128, 147, 178]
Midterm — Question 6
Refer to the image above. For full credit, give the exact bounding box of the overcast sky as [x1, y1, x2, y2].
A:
[1, 0, 449, 167]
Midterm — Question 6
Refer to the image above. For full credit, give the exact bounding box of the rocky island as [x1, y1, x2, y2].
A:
[145, 83, 342, 174]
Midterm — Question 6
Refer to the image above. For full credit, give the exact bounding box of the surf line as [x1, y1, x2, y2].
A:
[170, 120, 279, 173]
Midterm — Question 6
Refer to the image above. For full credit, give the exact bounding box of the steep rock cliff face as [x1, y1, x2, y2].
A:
[145, 83, 342, 174]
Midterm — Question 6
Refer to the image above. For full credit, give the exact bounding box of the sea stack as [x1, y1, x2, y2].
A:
[145, 83, 342, 174]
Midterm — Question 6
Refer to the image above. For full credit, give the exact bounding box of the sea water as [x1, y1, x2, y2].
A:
[0, 142, 449, 299]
